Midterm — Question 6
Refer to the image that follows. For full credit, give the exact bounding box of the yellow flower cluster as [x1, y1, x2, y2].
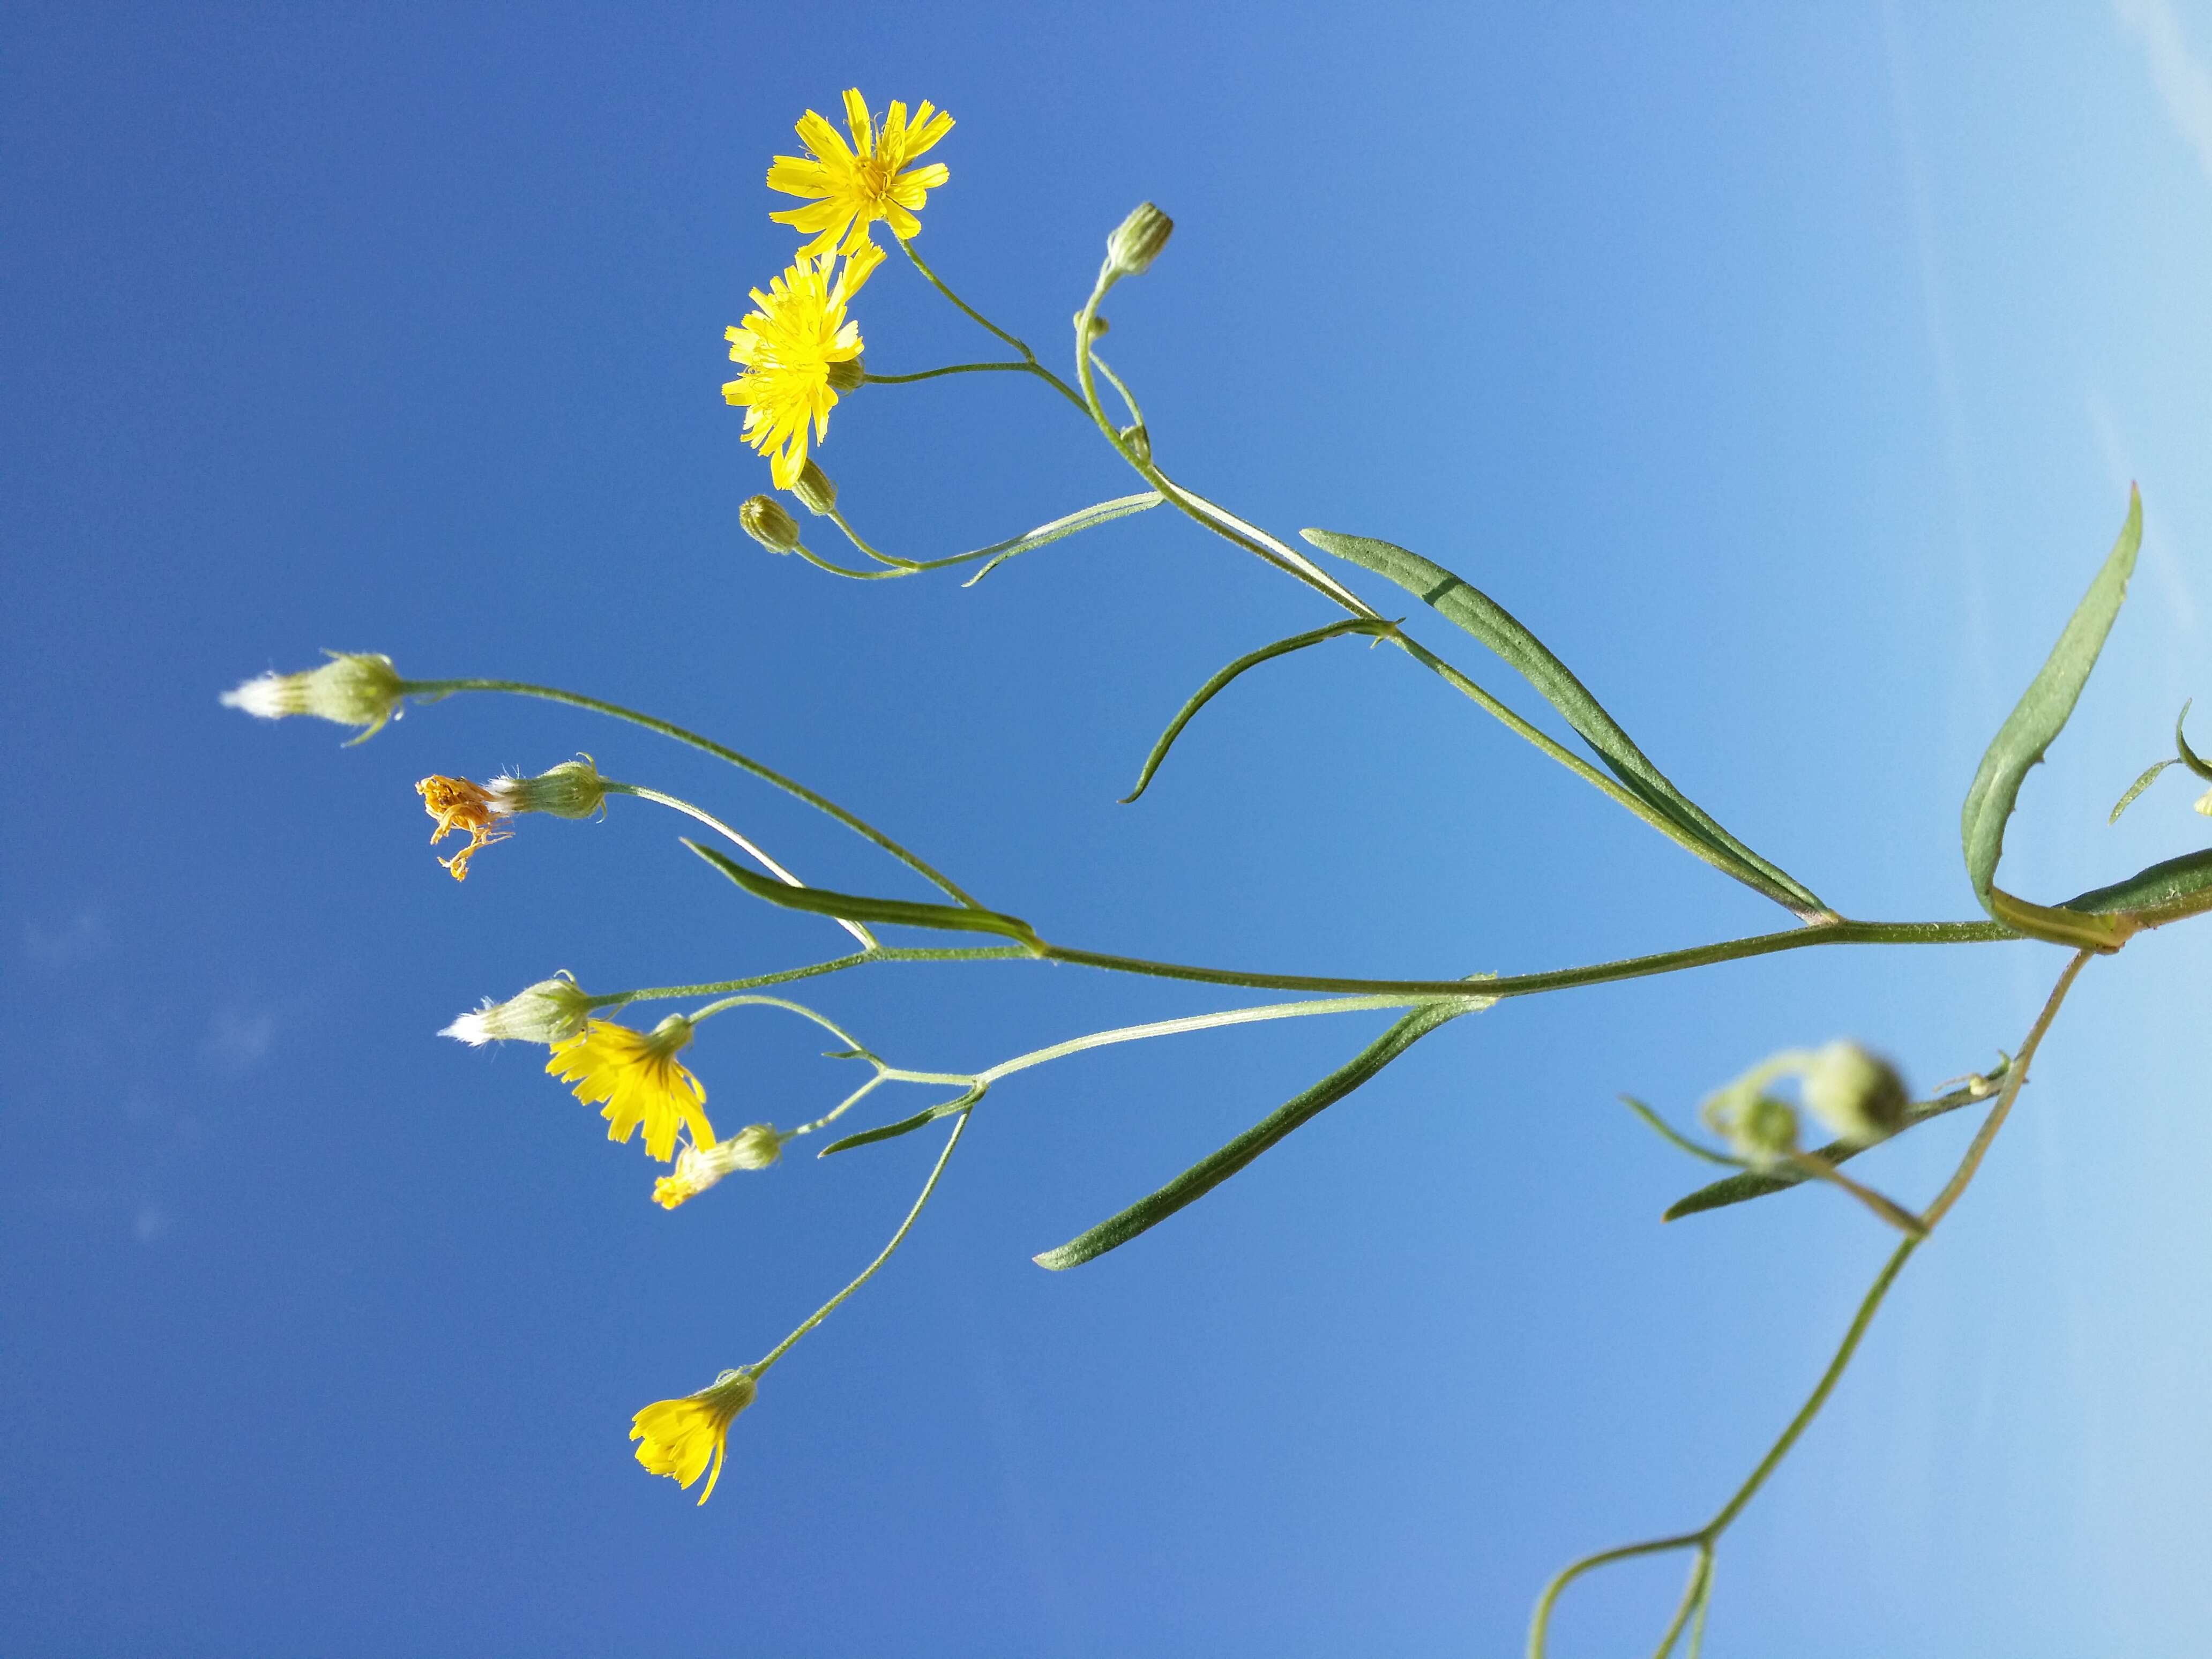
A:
[723, 89, 952, 488]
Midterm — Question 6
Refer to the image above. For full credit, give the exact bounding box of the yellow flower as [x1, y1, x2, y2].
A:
[722, 245, 880, 489]
[767, 89, 953, 260]
[415, 775, 513, 881]
[546, 1016, 716, 1162]
[651, 1124, 784, 1209]
[631, 1370, 757, 1504]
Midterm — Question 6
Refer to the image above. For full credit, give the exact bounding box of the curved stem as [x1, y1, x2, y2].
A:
[397, 677, 985, 909]
[606, 782, 876, 950]
[1528, 1533, 1707, 1658]
[684, 992, 873, 1054]
[598, 944, 1030, 1007]
[864, 360, 1036, 386]
[1700, 1235, 1920, 1536]
[1918, 946, 2092, 1229]
[750, 1108, 970, 1378]
[975, 994, 1430, 1086]
[898, 240, 1088, 413]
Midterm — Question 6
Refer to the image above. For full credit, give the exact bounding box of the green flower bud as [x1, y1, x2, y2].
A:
[1105, 202, 1173, 279]
[1800, 1041, 1909, 1145]
[825, 355, 865, 394]
[1073, 311, 1110, 340]
[441, 972, 595, 1047]
[221, 652, 405, 740]
[741, 495, 801, 552]
[791, 458, 839, 517]
[1703, 1085, 1800, 1168]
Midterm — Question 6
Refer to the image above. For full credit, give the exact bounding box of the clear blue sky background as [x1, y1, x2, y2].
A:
[6, 3, 2211, 1654]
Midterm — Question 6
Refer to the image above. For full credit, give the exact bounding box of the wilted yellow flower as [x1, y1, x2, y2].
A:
[768, 89, 953, 260]
[631, 1370, 757, 1504]
[723, 245, 881, 489]
[652, 1124, 785, 1209]
[546, 1015, 715, 1162]
[416, 775, 513, 880]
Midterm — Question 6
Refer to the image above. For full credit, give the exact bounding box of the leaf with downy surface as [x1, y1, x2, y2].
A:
[1301, 527, 1824, 917]
[1960, 487, 2141, 935]
[686, 841, 1045, 951]
[1033, 1001, 1471, 1270]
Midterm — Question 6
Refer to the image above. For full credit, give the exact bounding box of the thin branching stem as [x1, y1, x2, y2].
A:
[399, 677, 985, 910]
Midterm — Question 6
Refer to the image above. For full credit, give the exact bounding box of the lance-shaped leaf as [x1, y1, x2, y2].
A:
[1122, 618, 1398, 802]
[686, 841, 1045, 951]
[1960, 487, 2141, 939]
[1033, 1001, 1471, 1270]
[1301, 528, 1825, 917]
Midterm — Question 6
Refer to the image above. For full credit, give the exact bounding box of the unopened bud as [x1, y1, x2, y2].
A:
[2195, 787, 2212, 818]
[741, 495, 801, 552]
[1703, 1086, 1800, 1168]
[442, 972, 595, 1047]
[1074, 311, 1110, 340]
[1800, 1042, 1909, 1145]
[791, 459, 838, 516]
[221, 652, 406, 741]
[825, 356, 865, 394]
[1105, 202, 1173, 280]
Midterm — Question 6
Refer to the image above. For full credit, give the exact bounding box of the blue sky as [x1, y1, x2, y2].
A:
[6, 3, 2211, 1654]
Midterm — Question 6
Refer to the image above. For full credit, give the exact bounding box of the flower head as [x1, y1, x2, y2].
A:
[723, 245, 880, 489]
[652, 1124, 785, 1209]
[414, 759, 609, 881]
[221, 652, 405, 741]
[546, 1015, 715, 1162]
[767, 89, 953, 260]
[416, 775, 513, 880]
[631, 1369, 758, 1504]
[441, 972, 596, 1047]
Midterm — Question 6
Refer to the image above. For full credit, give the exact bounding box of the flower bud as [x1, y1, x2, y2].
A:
[442, 972, 596, 1047]
[824, 355, 865, 394]
[2196, 786, 2212, 818]
[490, 756, 607, 820]
[221, 652, 405, 740]
[1074, 311, 1110, 340]
[1799, 1041, 1909, 1145]
[741, 495, 801, 552]
[1105, 202, 1173, 279]
[791, 458, 839, 516]
[1702, 1086, 1800, 1168]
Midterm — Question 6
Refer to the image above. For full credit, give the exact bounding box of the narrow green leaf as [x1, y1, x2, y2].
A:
[2178, 699, 2212, 781]
[1301, 527, 1824, 916]
[686, 841, 1045, 951]
[1961, 487, 2142, 913]
[2058, 845, 2212, 930]
[1033, 1002, 1470, 1270]
[817, 1092, 979, 1156]
[1122, 619, 1397, 802]
[2110, 759, 2177, 824]
[1619, 1095, 1745, 1168]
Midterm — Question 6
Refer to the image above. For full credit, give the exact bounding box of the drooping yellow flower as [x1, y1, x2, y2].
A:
[631, 1370, 757, 1504]
[651, 1124, 784, 1209]
[767, 89, 953, 260]
[416, 775, 513, 880]
[546, 1015, 715, 1162]
[722, 244, 880, 489]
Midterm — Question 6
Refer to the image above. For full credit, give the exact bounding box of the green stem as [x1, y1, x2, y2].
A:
[975, 994, 1433, 1086]
[1528, 1534, 1707, 1658]
[898, 240, 1089, 413]
[398, 677, 984, 909]
[1651, 1548, 1715, 1659]
[596, 945, 1030, 1007]
[750, 1108, 970, 1378]
[864, 360, 1036, 386]
[1037, 918, 2015, 1002]
[1918, 947, 2093, 1230]
[605, 781, 876, 950]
